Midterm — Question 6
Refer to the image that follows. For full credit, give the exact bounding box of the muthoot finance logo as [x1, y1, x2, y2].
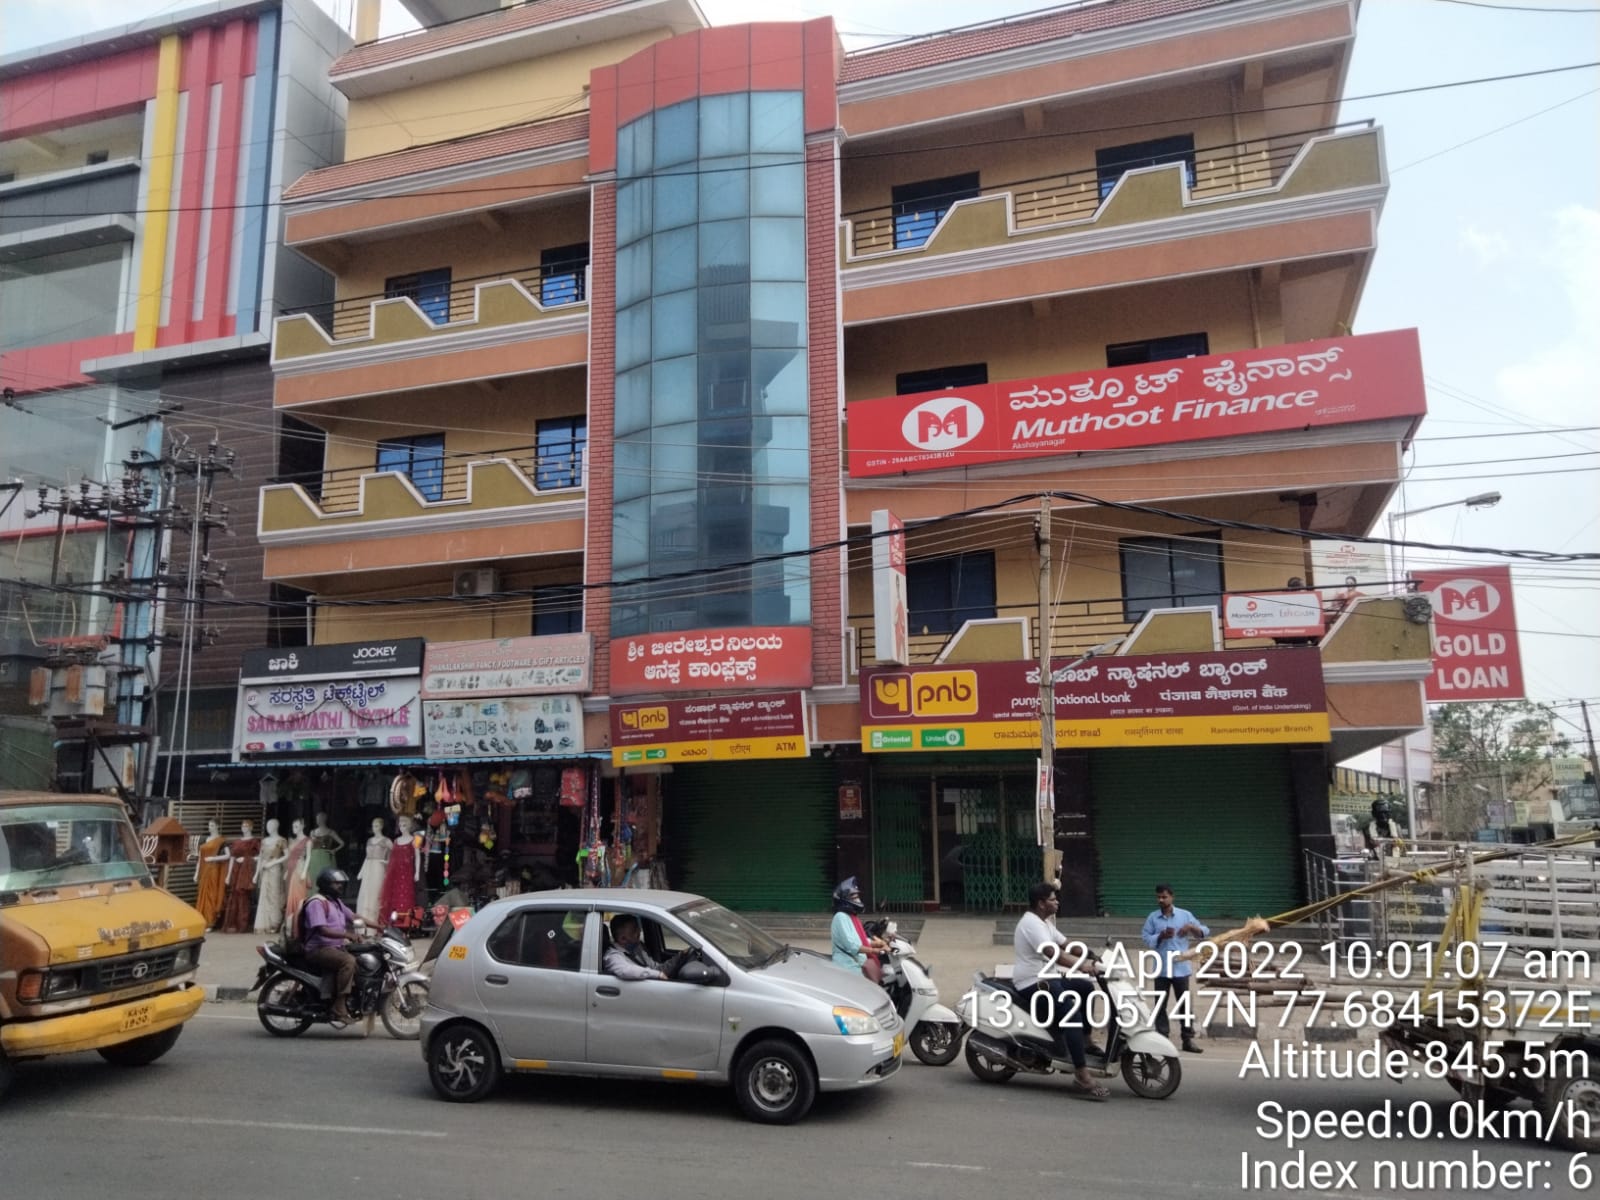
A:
[1429, 578, 1503, 623]
[869, 671, 979, 718]
[902, 397, 984, 452]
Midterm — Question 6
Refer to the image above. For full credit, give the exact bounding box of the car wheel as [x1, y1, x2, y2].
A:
[964, 1038, 1017, 1084]
[910, 1020, 963, 1066]
[428, 1023, 501, 1103]
[256, 974, 314, 1037]
[1121, 1052, 1182, 1099]
[733, 1038, 816, 1125]
[380, 981, 428, 1041]
[98, 1025, 184, 1067]
[1542, 1058, 1600, 1153]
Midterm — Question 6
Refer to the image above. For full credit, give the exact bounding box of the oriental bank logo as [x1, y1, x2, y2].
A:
[902, 397, 984, 452]
[1428, 578, 1503, 623]
[869, 670, 979, 719]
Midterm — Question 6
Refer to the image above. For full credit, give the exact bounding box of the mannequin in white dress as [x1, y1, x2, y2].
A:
[254, 819, 289, 935]
[356, 817, 391, 925]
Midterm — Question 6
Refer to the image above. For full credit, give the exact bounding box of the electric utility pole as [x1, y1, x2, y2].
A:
[1036, 498, 1055, 873]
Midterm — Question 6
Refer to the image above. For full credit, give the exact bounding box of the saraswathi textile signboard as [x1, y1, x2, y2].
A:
[610, 692, 809, 765]
[846, 329, 1424, 477]
[235, 639, 424, 756]
[860, 649, 1329, 751]
[609, 627, 812, 696]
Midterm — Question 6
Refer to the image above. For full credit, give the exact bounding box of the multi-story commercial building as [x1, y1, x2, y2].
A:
[251, 0, 1431, 916]
[0, 0, 349, 795]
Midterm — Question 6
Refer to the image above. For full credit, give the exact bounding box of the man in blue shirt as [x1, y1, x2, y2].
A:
[1140, 883, 1208, 1054]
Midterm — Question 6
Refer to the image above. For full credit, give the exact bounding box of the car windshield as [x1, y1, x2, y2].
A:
[0, 804, 149, 892]
[673, 899, 785, 969]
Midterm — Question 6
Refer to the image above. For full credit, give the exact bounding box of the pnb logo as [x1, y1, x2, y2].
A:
[902, 397, 984, 452]
[869, 671, 978, 718]
[620, 707, 669, 731]
[1429, 578, 1502, 623]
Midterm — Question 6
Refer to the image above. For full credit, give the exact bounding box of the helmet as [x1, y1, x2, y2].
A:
[316, 867, 349, 898]
[832, 876, 864, 914]
[1371, 798, 1394, 820]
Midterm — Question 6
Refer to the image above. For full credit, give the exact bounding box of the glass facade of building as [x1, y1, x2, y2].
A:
[610, 91, 810, 637]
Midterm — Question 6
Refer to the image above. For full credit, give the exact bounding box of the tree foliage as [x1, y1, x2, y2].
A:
[1429, 701, 1569, 835]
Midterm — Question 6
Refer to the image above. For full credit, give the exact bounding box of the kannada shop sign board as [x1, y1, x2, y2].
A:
[1416, 566, 1526, 701]
[609, 627, 812, 696]
[422, 634, 593, 698]
[236, 638, 425, 756]
[423, 695, 584, 758]
[860, 649, 1329, 751]
[870, 509, 909, 666]
[610, 692, 809, 765]
[846, 329, 1425, 477]
[1222, 592, 1326, 639]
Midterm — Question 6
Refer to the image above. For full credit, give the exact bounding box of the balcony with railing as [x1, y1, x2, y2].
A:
[839, 122, 1382, 267]
[257, 438, 587, 550]
[271, 257, 590, 374]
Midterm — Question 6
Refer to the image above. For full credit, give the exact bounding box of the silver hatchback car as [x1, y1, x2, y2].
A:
[420, 889, 903, 1123]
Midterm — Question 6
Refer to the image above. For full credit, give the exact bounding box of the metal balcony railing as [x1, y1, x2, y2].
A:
[849, 595, 1139, 669]
[842, 121, 1375, 257]
[283, 258, 589, 343]
[268, 439, 585, 514]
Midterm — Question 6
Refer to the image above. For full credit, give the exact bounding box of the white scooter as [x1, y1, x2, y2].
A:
[873, 922, 965, 1065]
[955, 942, 1183, 1098]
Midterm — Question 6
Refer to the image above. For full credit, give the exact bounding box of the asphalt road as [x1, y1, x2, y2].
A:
[4, 1012, 1591, 1200]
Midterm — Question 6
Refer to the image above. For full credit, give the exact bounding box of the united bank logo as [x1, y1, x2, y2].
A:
[901, 397, 984, 452]
[868, 670, 979, 719]
[1429, 578, 1502, 623]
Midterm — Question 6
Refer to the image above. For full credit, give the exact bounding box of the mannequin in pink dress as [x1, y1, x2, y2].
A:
[378, 815, 421, 923]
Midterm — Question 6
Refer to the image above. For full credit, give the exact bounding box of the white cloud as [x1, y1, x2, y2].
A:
[1459, 223, 1511, 267]
[1495, 205, 1600, 425]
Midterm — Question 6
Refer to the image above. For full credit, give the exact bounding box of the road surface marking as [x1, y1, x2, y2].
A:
[904, 1162, 987, 1172]
[70, 1113, 446, 1138]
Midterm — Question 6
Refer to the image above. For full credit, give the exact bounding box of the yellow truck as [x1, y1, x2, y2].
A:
[0, 790, 207, 1097]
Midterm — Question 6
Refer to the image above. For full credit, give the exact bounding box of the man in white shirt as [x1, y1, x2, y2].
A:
[1012, 881, 1107, 1100]
[603, 913, 684, 981]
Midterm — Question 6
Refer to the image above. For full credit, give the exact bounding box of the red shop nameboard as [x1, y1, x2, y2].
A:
[846, 329, 1425, 477]
[609, 627, 812, 696]
[1417, 566, 1525, 702]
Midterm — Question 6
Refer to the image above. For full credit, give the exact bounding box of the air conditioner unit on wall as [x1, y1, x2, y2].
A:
[453, 567, 500, 598]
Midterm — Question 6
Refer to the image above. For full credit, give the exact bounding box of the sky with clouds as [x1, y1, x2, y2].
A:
[4, 0, 1597, 736]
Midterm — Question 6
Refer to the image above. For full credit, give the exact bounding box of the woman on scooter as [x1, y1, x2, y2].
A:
[829, 877, 889, 983]
[1014, 881, 1109, 1101]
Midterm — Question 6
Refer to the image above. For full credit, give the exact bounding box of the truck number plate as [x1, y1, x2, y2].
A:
[121, 1004, 153, 1033]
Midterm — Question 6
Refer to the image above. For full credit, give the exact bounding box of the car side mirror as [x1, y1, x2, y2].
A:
[678, 960, 725, 986]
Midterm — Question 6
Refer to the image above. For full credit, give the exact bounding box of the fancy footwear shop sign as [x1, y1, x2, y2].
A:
[424, 695, 584, 758]
[846, 329, 1425, 477]
[422, 634, 593, 698]
[610, 692, 810, 765]
[860, 649, 1329, 751]
[608, 627, 813, 696]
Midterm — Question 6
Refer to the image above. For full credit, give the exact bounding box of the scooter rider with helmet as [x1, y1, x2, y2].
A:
[303, 867, 359, 1024]
[830, 877, 890, 981]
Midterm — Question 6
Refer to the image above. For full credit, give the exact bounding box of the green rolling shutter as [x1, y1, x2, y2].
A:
[1090, 746, 1297, 920]
[664, 760, 835, 912]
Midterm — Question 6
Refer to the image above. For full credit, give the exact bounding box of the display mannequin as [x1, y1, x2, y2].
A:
[254, 819, 289, 934]
[356, 817, 391, 925]
[195, 820, 228, 929]
[282, 818, 311, 929]
[379, 816, 422, 922]
[304, 812, 344, 884]
[220, 820, 261, 933]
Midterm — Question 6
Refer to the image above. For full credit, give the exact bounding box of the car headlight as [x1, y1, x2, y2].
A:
[44, 969, 83, 999]
[171, 945, 194, 972]
[832, 1006, 881, 1036]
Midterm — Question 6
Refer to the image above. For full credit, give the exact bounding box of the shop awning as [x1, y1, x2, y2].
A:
[228, 752, 611, 768]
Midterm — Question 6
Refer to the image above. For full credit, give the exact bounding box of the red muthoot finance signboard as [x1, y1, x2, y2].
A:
[846, 329, 1425, 477]
[1416, 566, 1525, 701]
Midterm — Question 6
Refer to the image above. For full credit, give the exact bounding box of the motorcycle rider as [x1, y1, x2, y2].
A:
[830, 877, 889, 982]
[303, 867, 359, 1023]
[1014, 881, 1109, 1100]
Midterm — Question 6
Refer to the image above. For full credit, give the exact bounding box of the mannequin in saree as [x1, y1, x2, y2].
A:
[304, 812, 344, 885]
[220, 820, 261, 933]
[254, 819, 289, 935]
[282, 818, 312, 928]
[195, 820, 228, 929]
[356, 817, 391, 925]
[379, 815, 422, 923]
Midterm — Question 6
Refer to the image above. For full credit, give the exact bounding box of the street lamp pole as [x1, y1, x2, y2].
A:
[1384, 490, 1502, 837]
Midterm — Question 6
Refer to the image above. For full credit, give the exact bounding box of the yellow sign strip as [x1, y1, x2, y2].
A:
[134, 35, 183, 351]
[863, 712, 1330, 751]
[612, 734, 808, 766]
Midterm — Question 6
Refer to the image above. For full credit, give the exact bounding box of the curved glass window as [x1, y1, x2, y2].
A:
[611, 93, 809, 637]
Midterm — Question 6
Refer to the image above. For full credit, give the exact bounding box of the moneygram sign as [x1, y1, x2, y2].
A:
[1416, 566, 1525, 701]
[846, 329, 1425, 477]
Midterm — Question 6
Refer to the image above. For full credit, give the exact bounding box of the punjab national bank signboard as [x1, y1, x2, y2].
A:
[1416, 566, 1525, 701]
[846, 329, 1424, 477]
[860, 649, 1329, 751]
[610, 692, 810, 765]
[609, 627, 812, 696]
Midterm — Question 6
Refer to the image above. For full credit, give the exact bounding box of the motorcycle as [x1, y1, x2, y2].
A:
[955, 941, 1183, 1099]
[251, 921, 417, 1039]
[870, 921, 964, 1066]
[381, 911, 472, 1040]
